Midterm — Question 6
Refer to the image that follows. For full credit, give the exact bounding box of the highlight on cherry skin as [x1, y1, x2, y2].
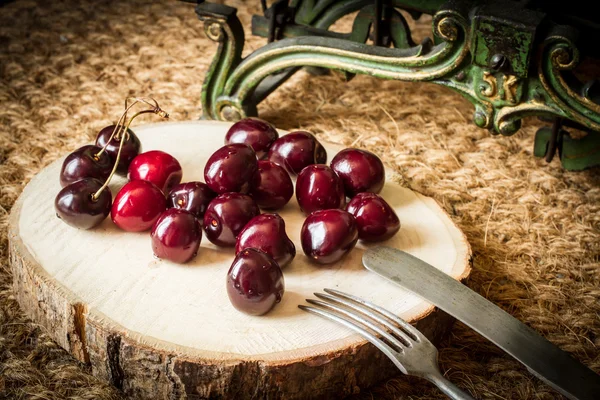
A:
[95, 124, 141, 176]
[167, 181, 216, 219]
[295, 164, 346, 215]
[301, 209, 359, 265]
[59, 145, 113, 188]
[267, 131, 327, 175]
[249, 160, 293, 210]
[203, 192, 260, 247]
[226, 248, 285, 316]
[235, 213, 296, 268]
[225, 117, 279, 159]
[204, 143, 258, 194]
[331, 147, 385, 198]
[111, 180, 167, 232]
[346, 192, 400, 242]
[128, 150, 183, 194]
[55, 178, 112, 230]
[151, 208, 203, 264]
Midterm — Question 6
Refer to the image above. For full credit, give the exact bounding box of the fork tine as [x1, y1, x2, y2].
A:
[324, 288, 423, 342]
[314, 292, 414, 347]
[299, 304, 407, 373]
[306, 299, 405, 352]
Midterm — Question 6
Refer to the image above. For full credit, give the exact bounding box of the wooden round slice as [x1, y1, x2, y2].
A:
[9, 121, 471, 399]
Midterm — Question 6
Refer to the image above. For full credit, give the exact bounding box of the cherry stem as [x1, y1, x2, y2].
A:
[95, 100, 142, 158]
[91, 102, 169, 201]
[95, 97, 168, 159]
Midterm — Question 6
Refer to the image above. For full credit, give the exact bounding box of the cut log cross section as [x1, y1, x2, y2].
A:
[9, 121, 471, 399]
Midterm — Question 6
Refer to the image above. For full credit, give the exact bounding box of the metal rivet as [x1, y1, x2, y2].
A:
[473, 111, 487, 128]
[206, 22, 222, 41]
[490, 54, 507, 71]
[220, 105, 242, 122]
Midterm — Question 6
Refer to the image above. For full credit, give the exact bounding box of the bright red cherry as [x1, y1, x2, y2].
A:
[203, 193, 260, 247]
[346, 193, 400, 242]
[226, 248, 285, 316]
[204, 144, 258, 194]
[59, 145, 112, 187]
[111, 180, 166, 232]
[295, 164, 345, 215]
[167, 182, 216, 218]
[331, 148, 385, 197]
[128, 150, 182, 194]
[301, 209, 358, 264]
[95, 125, 141, 175]
[235, 213, 296, 268]
[225, 118, 279, 159]
[151, 209, 202, 264]
[55, 178, 112, 229]
[267, 131, 327, 175]
[249, 160, 293, 210]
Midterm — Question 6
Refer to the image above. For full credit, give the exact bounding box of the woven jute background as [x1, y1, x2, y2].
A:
[1, 0, 599, 399]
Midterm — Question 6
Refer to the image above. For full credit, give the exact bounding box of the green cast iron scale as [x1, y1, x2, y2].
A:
[181, 0, 600, 170]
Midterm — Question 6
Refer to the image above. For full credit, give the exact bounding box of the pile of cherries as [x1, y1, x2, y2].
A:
[55, 102, 400, 317]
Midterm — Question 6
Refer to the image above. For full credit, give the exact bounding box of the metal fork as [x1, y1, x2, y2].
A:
[299, 289, 474, 400]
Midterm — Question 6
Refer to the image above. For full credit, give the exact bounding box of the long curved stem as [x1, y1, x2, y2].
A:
[95, 100, 143, 158]
[92, 105, 168, 201]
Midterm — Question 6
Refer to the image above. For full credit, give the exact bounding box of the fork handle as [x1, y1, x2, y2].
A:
[425, 371, 474, 400]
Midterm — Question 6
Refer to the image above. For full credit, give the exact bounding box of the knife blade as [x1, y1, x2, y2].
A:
[363, 246, 600, 400]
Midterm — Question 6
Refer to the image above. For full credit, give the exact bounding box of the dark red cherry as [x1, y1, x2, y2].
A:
[151, 209, 202, 264]
[111, 180, 166, 232]
[225, 117, 279, 159]
[59, 145, 112, 187]
[295, 164, 345, 215]
[55, 178, 112, 229]
[128, 150, 183, 194]
[167, 182, 216, 218]
[235, 213, 296, 268]
[331, 148, 385, 197]
[267, 131, 327, 175]
[249, 161, 293, 210]
[204, 144, 258, 194]
[226, 248, 284, 316]
[95, 125, 141, 175]
[203, 193, 260, 247]
[301, 209, 358, 264]
[346, 193, 400, 242]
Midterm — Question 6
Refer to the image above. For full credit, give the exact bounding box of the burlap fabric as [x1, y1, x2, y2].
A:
[1, 0, 598, 399]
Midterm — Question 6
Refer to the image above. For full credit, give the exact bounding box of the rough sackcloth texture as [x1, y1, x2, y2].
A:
[0, 0, 599, 399]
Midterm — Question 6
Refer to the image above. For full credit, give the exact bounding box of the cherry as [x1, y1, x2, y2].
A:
[225, 117, 279, 159]
[267, 131, 327, 175]
[346, 193, 400, 242]
[226, 248, 284, 316]
[167, 182, 216, 218]
[204, 144, 258, 194]
[55, 178, 112, 229]
[95, 125, 141, 175]
[111, 180, 166, 232]
[301, 209, 358, 264]
[59, 145, 112, 187]
[151, 208, 202, 264]
[203, 193, 260, 247]
[295, 164, 345, 215]
[128, 150, 182, 194]
[331, 148, 385, 197]
[249, 160, 293, 210]
[235, 213, 296, 268]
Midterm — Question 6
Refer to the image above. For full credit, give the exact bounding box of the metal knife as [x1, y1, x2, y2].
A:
[363, 246, 600, 400]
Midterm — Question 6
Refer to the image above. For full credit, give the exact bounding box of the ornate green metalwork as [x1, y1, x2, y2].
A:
[186, 0, 600, 170]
